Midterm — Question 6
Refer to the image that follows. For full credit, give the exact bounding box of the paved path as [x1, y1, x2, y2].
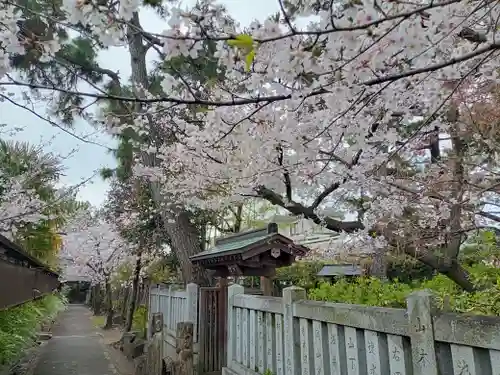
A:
[34, 305, 117, 375]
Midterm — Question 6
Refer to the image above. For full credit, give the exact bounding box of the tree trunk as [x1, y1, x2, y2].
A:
[92, 284, 103, 315]
[103, 278, 113, 330]
[126, 12, 212, 287]
[163, 210, 213, 286]
[125, 254, 142, 332]
[120, 287, 129, 323]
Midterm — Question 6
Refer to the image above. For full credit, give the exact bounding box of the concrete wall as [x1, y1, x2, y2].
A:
[224, 285, 500, 375]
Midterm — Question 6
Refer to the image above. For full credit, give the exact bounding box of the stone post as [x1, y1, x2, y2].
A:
[227, 283, 244, 369]
[283, 286, 306, 375]
[186, 283, 199, 343]
[147, 286, 153, 340]
[406, 289, 438, 375]
[167, 285, 173, 330]
[145, 312, 164, 375]
[175, 322, 194, 375]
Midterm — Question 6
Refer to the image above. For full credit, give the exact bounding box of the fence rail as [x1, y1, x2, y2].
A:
[224, 285, 500, 375]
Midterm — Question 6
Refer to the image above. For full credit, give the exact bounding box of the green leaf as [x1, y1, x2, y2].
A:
[245, 50, 255, 72]
[195, 106, 210, 113]
[227, 34, 254, 49]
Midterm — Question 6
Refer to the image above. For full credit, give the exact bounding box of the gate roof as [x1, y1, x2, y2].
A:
[190, 223, 309, 277]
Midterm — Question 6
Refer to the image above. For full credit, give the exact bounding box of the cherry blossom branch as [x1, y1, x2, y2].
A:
[3, 41, 499, 106]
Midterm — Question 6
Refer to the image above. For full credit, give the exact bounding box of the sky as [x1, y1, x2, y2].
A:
[0, 1, 288, 207]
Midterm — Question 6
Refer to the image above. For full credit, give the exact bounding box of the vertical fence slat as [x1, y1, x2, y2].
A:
[275, 314, 284, 375]
[300, 318, 312, 375]
[227, 284, 244, 370]
[387, 334, 409, 375]
[313, 320, 325, 375]
[242, 308, 249, 367]
[250, 309, 257, 371]
[451, 344, 478, 375]
[490, 350, 500, 375]
[266, 312, 275, 373]
[257, 311, 265, 373]
[236, 307, 242, 364]
[345, 326, 360, 375]
[365, 330, 389, 375]
[327, 323, 343, 375]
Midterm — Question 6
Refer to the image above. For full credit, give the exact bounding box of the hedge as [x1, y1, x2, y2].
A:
[308, 263, 500, 315]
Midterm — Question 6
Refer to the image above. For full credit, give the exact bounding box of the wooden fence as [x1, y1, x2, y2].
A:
[0, 233, 60, 310]
[223, 284, 500, 375]
[148, 284, 199, 363]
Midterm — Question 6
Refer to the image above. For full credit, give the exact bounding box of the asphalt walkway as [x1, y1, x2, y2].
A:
[34, 305, 117, 375]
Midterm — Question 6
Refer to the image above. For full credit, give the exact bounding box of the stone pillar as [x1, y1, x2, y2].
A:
[185, 283, 198, 343]
[283, 286, 306, 375]
[175, 322, 194, 375]
[406, 290, 438, 375]
[227, 283, 244, 369]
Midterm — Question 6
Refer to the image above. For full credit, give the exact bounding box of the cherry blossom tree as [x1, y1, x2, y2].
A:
[3, 0, 500, 289]
[0, 138, 89, 266]
[61, 208, 130, 328]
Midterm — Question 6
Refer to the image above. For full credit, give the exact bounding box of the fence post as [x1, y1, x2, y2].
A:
[147, 312, 164, 375]
[186, 283, 199, 342]
[283, 286, 306, 375]
[175, 322, 194, 375]
[406, 289, 438, 375]
[227, 283, 244, 369]
[147, 286, 153, 339]
[166, 285, 173, 331]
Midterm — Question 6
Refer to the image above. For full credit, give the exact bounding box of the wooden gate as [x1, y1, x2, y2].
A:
[199, 286, 227, 375]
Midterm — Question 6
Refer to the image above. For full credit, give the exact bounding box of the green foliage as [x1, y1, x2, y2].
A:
[132, 305, 148, 337]
[386, 255, 436, 284]
[308, 264, 500, 315]
[0, 294, 66, 367]
[111, 254, 180, 287]
[0, 139, 83, 267]
[460, 229, 500, 266]
[227, 34, 257, 72]
[275, 261, 327, 290]
[309, 277, 413, 308]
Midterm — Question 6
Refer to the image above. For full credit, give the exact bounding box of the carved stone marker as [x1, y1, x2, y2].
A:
[151, 312, 163, 334]
[140, 312, 163, 375]
[174, 322, 194, 375]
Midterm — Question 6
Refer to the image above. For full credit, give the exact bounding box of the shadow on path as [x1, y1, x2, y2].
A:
[34, 305, 116, 375]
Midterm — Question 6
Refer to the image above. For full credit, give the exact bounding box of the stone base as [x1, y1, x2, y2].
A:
[221, 367, 239, 375]
[122, 331, 146, 359]
[37, 332, 53, 341]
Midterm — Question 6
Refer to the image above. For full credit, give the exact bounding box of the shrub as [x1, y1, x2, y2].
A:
[307, 264, 500, 315]
[132, 305, 148, 338]
[0, 294, 66, 367]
